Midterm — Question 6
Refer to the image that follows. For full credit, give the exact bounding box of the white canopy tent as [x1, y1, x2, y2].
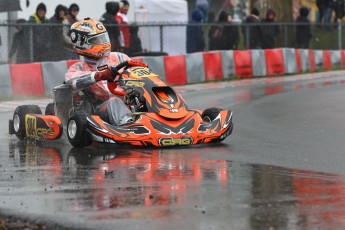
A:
[134, 0, 188, 55]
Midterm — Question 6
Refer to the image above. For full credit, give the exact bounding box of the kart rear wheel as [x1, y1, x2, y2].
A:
[45, 102, 55, 115]
[201, 108, 222, 123]
[13, 105, 42, 140]
[67, 112, 92, 147]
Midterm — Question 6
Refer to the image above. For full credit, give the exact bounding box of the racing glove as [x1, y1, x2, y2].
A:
[94, 68, 113, 82]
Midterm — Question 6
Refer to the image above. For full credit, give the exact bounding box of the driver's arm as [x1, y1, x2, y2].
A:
[65, 63, 113, 91]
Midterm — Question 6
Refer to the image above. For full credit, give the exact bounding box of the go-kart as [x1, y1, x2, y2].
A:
[9, 60, 233, 147]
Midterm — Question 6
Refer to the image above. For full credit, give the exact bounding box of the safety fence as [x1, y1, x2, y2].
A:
[1, 22, 345, 64]
[0, 48, 344, 97]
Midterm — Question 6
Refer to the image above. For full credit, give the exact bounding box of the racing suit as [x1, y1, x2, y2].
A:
[65, 52, 133, 125]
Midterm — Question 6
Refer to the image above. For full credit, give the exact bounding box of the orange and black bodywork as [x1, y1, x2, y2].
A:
[82, 65, 233, 147]
[24, 114, 63, 140]
[86, 109, 233, 147]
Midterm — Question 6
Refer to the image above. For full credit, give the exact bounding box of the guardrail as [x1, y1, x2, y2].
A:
[0, 48, 343, 97]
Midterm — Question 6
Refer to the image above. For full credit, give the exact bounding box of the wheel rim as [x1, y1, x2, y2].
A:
[68, 120, 77, 138]
[203, 116, 211, 123]
[13, 114, 20, 132]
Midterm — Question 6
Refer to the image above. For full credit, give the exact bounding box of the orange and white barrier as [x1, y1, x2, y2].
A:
[0, 48, 344, 97]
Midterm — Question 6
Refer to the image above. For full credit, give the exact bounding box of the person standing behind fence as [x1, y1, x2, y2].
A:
[100, 2, 121, 52]
[186, 8, 205, 53]
[316, 0, 325, 28]
[209, 11, 239, 51]
[324, 0, 334, 31]
[128, 24, 143, 57]
[295, 7, 312, 49]
[242, 8, 263, 49]
[116, 0, 130, 53]
[332, 0, 344, 24]
[63, 3, 80, 60]
[26, 2, 49, 62]
[8, 19, 29, 64]
[196, 0, 209, 22]
[48, 4, 67, 61]
[261, 9, 280, 49]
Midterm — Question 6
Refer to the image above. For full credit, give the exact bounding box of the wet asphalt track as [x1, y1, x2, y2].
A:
[1, 71, 345, 229]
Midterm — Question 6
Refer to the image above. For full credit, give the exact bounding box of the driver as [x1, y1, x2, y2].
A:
[65, 18, 133, 125]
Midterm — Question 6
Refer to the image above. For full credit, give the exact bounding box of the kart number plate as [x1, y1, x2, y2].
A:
[26, 115, 37, 137]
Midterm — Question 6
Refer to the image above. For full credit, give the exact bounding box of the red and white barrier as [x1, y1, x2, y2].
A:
[164, 55, 187, 85]
[0, 48, 344, 97]
[10, 62, 45, 96]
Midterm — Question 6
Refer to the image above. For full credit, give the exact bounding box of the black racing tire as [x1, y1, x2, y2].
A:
[201, 108, 223, 123]
[45, 102, 55, 115]
[67, 112, 92, 147]
[12, 105, 42, 140]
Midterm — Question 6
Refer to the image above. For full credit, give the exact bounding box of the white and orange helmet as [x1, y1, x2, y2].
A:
[70, 18, 111, 58]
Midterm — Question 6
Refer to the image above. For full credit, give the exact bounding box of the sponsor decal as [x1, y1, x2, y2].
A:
[96, 23, 104, 30]
[79, 22, 93, 29]
[26, 115, 55, 137]
[125, 81, 145, 87]
[159, 137, 192, 146]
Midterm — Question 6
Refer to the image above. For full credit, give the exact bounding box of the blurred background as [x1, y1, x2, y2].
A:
[0, 0, 344, 64]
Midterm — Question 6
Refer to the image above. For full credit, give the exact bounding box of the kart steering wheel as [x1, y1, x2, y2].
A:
[107, 60, 148, 96]
[111, 60, 148, 77]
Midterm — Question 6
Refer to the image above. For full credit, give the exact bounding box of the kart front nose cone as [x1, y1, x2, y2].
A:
[68, 120, 77, 138]
[13, 114, 20, 132]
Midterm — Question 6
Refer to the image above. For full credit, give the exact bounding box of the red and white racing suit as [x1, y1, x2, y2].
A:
[65, 52, 133, 125]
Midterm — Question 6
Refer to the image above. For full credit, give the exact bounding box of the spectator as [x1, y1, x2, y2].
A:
[186, 8, 205, 53]
[316, 0, 325, 27]
[26, 2, 49, 62]
[8, 19, 29, 64]
[196, 0, 209, 22]
[128, 24, 143, 57]
[324, 0, 334, 31]
[261, 9, 280, 49]
[116, 0, 130, 53]
[63, 3, 80, 60]
[296, 7, 312, 49]
[242, 8, 263, 49]
[48, 4, 67, 61]
[100, 2, 121, 52]
[333, 0, 344, 24]
[208, 11, 239, 51]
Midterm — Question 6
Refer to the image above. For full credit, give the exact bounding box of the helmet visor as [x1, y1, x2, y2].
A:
[86, 33, 110, 45]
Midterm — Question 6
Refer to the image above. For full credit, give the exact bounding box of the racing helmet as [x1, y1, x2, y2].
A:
[70, 18, 111, 58]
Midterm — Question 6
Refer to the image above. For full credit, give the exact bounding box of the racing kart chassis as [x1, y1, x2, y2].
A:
[9, 61, 233, 147]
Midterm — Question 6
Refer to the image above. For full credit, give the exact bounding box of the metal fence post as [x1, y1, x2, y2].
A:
[284, 24, 288, 47]
[338, 20, 342, 50]
[159, 25, 163, 52]
[29, 25, 34, 63]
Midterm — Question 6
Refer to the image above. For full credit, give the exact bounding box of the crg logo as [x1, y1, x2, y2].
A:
[159, 137, 192, 146]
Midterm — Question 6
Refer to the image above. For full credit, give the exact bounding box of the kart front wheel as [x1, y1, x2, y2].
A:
[67, 112, 92, 147]
[201, 108, 222, 123]
[12, 105, 42, 140]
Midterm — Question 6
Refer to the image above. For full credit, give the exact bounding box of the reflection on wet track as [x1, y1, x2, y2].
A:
[2, 71, 345, 229]
[4, 141, 345, 229]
